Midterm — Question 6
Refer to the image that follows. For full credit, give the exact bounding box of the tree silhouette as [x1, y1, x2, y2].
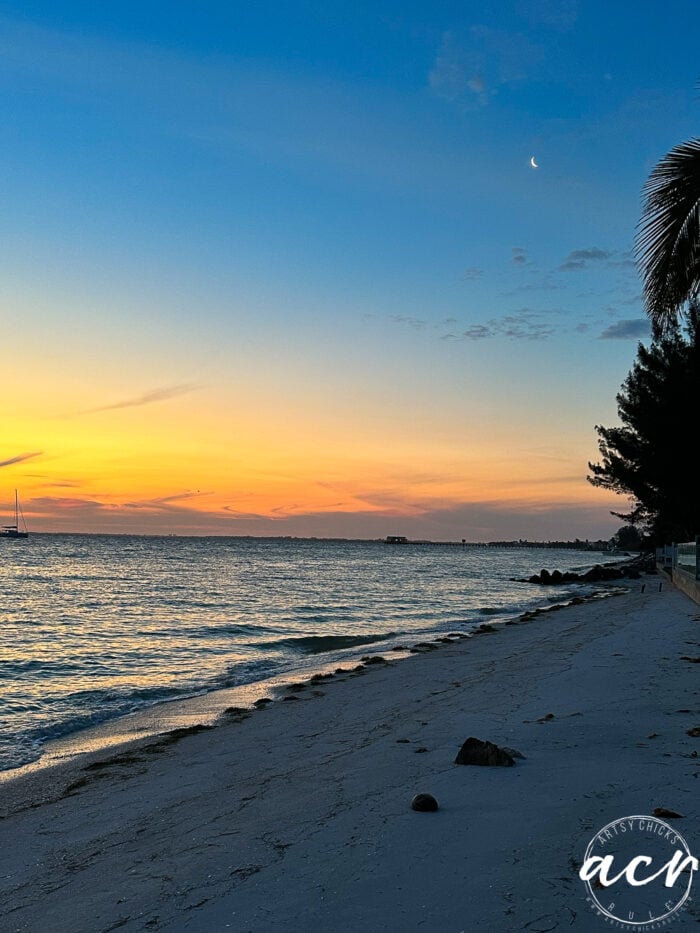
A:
[637, 138, 700, 328]
[588, 302, 700, 544]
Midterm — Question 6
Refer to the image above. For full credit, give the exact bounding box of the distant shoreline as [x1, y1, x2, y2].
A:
[12, 529, 621, 549]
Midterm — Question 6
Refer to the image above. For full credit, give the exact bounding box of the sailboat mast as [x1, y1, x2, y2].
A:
[15, 489, 19, 527]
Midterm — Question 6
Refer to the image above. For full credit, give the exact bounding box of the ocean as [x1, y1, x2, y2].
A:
[0, 534, 614, 772]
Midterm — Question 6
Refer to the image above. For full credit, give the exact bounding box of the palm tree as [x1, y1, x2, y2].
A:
[636, 138, 700, 330]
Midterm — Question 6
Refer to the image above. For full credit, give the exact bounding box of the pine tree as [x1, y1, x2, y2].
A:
[588, 302, 700, 544]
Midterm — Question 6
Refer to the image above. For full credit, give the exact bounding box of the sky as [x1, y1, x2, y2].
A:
[1, 0, 698, 540]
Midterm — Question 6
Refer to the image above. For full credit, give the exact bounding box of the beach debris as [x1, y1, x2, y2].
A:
[652, 807, 684, 819]
[680, 655, 700, 663]
[160, 724, 213, 743]
[475, 623, 497, 633]
[522, 712, 558, 723]
[454, 737, 515, 767]
[396, 738, 411, 743]
[686, 726, 700, 737]
[414, 747, 428, 754]
[221, 706, 251, 722]
[411, 793, 439, 812]
[647, 732, 660, 738]
[231, 864, 263, 879]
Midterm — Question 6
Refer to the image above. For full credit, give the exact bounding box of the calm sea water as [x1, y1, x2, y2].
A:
[0, 535, 611, 771]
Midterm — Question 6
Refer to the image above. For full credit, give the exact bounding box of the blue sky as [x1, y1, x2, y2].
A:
[1, 1, 698, 539]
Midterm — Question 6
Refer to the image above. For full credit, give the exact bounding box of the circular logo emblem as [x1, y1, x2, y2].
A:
[579, 815, 697, 927]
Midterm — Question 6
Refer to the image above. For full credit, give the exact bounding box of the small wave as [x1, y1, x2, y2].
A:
[260, 632, 398, 654]
[0, 734, 44, 772]
[188, 623, 274, 639]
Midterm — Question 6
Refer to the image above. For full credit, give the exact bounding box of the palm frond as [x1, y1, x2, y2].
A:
[636, 138, 700, 328]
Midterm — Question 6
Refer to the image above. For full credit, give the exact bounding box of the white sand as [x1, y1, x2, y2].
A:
[0, 582, 698, 932]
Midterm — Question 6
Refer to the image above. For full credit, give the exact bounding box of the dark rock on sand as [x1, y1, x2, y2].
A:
[454, 737, 515, 767]
[652, 807, 684, 818]
[411, 793, 439, 812]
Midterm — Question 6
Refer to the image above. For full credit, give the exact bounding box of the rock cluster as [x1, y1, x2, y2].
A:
[524, 555, 655, 586]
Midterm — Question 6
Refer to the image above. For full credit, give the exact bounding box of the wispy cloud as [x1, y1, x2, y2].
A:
[428, 27, 542, 107]
[558, 247, 613, 271]
[0, 451, 42, 468]
[462, 267, 483, 281]
[388, 314, 428, 330]
[443, 308, 556, 341]
[81, 383, 198, 414]
[30, 495, 109, 511]
[123, 491, 207, 511]
[599, 319, 651, 340]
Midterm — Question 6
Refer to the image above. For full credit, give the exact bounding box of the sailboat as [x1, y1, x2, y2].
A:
[1, 490, 28, 539]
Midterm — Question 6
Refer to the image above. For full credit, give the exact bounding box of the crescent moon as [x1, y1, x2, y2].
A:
[530, 156, 539, 169]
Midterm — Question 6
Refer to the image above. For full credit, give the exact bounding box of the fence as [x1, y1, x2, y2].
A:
[675, 540, 698, 576]
[657, 536, 700, 605]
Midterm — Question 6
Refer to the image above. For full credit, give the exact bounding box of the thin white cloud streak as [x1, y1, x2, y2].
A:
[79, 383, 198, 414]
[0, 451, 42, 468]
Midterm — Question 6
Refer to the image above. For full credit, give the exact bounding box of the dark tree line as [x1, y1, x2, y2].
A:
[588, 303, 700, 545]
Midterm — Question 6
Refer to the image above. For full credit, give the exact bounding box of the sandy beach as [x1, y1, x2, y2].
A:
[1, 581, 698, 932]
